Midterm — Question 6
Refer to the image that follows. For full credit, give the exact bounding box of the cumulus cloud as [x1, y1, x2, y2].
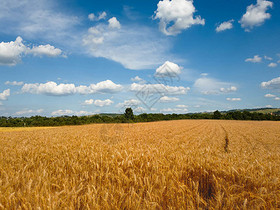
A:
[264, 93, 276, 98]
[94, 99, 114, 107]
[155, 61, 182, 77]
[268, 62, 277, 68]
[261, 77, 280, 90]
[76, 80, 123, 94]
[275, 97, 280, 100]
[83, 99, 113, 107]
[226, 98, 241, 101]
[29, 44, 64, 57]
[215, 20, 234, 32]
[0, 36, 64, 66]
[159, 96, 179, 102]
[194, 77, 237, 95]
[0, 37, 26, 66]
[153, 0, 205, 35]
[83, 99, 94, 105]
[245, 55, 262, 63]
[220, 86, 237, 93]
[88, 12, 107, 21]
[21, 80, 123, 96]
[0, 89, 10, 100]
[108, 17, 121, 29]
[5, 81, 24, 86]
[239, 0, 273, 31]
[83, 20, 172, 70]
[14, 109, 44, 116]
[51, 110, 94, 116]
[22, 82, 76, 96]
[131, 76, 145, 83]
[130, 83, 189, 95]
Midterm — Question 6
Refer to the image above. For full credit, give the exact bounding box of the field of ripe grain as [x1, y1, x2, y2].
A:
[0, 120, 279, 209]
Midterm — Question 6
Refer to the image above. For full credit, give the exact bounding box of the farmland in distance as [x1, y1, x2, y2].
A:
[0, 120, 279, 209]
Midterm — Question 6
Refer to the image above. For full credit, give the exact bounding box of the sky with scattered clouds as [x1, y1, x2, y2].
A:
[0, 0, 279, 116]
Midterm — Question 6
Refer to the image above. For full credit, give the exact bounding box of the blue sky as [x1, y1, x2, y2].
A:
[0, 0, 280, 116]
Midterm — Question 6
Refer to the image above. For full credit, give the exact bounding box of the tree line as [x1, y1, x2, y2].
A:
[0, 109, 279, 127]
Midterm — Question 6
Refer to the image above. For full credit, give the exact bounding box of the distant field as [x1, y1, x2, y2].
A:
[251, 108, 280, 114]
[0, 127, 54, 132]
[0, 120, 279, 209]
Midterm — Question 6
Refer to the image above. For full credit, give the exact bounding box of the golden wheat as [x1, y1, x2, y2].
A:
[0, 120, 279, 209]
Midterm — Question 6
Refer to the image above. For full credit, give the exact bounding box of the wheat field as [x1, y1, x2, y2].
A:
[0, 120, 279, 209]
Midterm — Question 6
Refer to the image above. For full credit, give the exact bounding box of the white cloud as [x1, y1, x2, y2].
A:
[5, 81, 24, 86]
[76, 80, 123, 94]
[155, 61, 182, 77]
[84, 99, 94, 105]
[194, 77, 237, 95]
[268, 62, 277, 68]
[153, 0, 205, 35]
[130, 83, 189, 95]
[84, 98, 114, 107]
[264, 55, 272, 60]
[0, 89, 10, 100]
[220, 86, 237, 93]
[200, 73, 208, 77]
[51, 110, 94, 116]
[22, 80, 123, 96]
[51, 109, 74, 116]
[117, 99, 141, 108]
[14, 109, 44, 116]
[264, 93, 276, 98]
[159, 96, 179, 102]
[134, 106, 147, 113]
[83, 21, 172, 70]
[239, 0, 273, 31]
[88, 12, 107, 21]
[0, 36, 64, 66]
[98, 12, 107, 20]
[275, 97, 280, 101]
[245, 55, 262, 63]
[226, 98, 241, 101]
[0, 37, 26, 66]
[22, 82, 76, 96]
[108, 17, 121, 29]
[88, 13, 95, 21]
[29, 44, 64, 57]
[261, 77, 280, 90]
[131, 76, 145, 83]
[278, 60, 280, 64]
[215, 20, 234, 32]
[265, 105, 272, 108]
[94, 99, 114, 107]
[176, 104, 188, 108]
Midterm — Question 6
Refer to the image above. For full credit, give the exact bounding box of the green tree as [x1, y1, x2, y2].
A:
[213, 110, 222, 119]
[124, 108, 134, 120]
